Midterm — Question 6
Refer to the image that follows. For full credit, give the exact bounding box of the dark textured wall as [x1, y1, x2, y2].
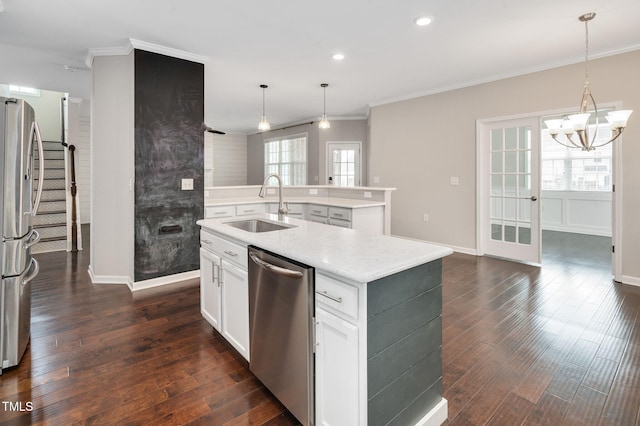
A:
[367, 259, 443, 426]
[134, 49, 204, 282]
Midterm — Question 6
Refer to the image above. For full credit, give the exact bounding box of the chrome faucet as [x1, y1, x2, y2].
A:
[259, 173, 289, 219]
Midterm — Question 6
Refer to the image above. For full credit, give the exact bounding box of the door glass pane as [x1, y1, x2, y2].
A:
[504, 222, 517, 242]
[518, 199, 531, 221]
[490, 197, 502, 219]
[519, 150, 530, 173]
[491, 129, 503, 150]
[491, 221, 502, 241]
[505, 151, 517, 173]
[491, 152, 503, 173]
[505, 175, 517, 196]
[518, 226, 531, 245]
[505, 128, 518, 150]
[519, 127, 531, 149]
[491, 175, 503, 196]
[518, 175, 531, 197]
[504, 198, 516, 220]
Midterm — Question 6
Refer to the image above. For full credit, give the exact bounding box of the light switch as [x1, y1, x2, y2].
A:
[181, 178, 194, 190]
[450, 177, 459, 186]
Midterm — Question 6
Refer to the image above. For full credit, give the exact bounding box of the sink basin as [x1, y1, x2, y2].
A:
[225, 219, 295, 233]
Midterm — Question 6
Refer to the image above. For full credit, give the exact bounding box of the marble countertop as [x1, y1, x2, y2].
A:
[205, 197, 386, 209]
[197, 214, 453, 283]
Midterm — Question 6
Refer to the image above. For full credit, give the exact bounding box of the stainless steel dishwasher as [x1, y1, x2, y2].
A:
[248, 246, 315, 426]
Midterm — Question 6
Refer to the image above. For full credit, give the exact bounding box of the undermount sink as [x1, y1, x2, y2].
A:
[225, 219, 296, 233]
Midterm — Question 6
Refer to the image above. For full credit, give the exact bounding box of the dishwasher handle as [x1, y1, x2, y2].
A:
[249, 252, 304, 279]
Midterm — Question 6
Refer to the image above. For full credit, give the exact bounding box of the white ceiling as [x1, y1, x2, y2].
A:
[1, 0, 639, 134]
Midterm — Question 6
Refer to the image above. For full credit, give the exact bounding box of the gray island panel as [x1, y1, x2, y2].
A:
[367, 260, 443, 426]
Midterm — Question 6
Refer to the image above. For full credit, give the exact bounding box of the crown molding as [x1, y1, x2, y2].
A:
[85, 38, 209, 68]
[368, 44, 640, 109]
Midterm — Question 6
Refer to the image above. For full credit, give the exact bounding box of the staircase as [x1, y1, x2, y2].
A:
[32, 140, 68, 253]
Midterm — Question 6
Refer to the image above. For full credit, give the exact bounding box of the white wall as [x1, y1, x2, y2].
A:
[205, 132, 247, 186]
[542, 191, 611, 237]
[369, 50, 640, 282]
[78, 117, 91, 223]
[89, 53, 135, 284]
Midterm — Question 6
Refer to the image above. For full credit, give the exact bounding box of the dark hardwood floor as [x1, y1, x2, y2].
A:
[1, 229, 638, 425]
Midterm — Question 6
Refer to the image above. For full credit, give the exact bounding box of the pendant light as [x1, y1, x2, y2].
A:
[258, 84, 270, 131]
[319, 83, 331, 129]
[544, 13, 632, 151]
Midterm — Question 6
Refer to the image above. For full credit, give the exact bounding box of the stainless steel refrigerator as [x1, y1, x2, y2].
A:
[0, 97, 44, 375]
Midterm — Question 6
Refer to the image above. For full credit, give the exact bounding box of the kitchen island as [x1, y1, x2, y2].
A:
[197, 213, 452, 426]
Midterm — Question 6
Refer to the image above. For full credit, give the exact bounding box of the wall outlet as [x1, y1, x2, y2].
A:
[364, 191, 372, 198]
[314, 176, 319, 182]
[204, 190, 210, 198]
[373, 176, 381, 184]
[181, 178, 194, 190]
[450, 177, 459, 186]
[267, 188, 276, 195]
[309, 188, 318, 195]
[423, 213, 429, 222]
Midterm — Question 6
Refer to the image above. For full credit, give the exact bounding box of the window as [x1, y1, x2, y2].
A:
[264, 133, 307, 185]
[9, 85, 40, 97]
[541, 112, 612, 192]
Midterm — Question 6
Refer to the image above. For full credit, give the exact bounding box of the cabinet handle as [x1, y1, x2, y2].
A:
[202, 239, 212, 244]
[244, 209, 255, 213]
[214, 211, 226, 215]
[213, 264, 220, 287]
[333, 213, 343, 218]
[312, 210, 321, 214]
[224, 250, 238, 257]
[317, 290, 343, 304]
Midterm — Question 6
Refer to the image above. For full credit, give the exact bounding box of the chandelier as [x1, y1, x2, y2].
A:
[544, 13, 632, 151]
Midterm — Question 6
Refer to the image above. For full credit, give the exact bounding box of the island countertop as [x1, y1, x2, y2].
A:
[197, 213, 452, 283]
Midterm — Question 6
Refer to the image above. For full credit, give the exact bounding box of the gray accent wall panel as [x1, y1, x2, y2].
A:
[134, 49, 204, 282]
[367, 260, 443, 426]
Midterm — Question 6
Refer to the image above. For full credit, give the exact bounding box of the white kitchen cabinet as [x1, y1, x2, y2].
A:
[236, 203, 265, 216]
[205, 205, 235, 219]
[199, 248, 221, 331]
[315, 307, 360, 426]
[200, 230, 250, 361]
[220, 259, 250, 361]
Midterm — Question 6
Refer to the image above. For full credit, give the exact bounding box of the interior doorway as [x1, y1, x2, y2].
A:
[477, 106, 622, 280]
[539, 110, 615, 275]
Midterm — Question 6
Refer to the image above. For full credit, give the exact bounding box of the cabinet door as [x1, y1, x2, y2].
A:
[315, 307, 360, 426]
[199, 249, 221, 331]
[221, 260, 250, 361]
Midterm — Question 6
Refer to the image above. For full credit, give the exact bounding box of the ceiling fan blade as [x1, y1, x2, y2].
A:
[204, 126, 226, 135]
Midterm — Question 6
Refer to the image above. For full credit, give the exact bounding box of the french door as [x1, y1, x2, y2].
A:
[478, 117, 541, 264]
[327, 142, 361, 187]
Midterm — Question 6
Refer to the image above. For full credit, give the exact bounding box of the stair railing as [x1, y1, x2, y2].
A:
[60, 97, 79, 252]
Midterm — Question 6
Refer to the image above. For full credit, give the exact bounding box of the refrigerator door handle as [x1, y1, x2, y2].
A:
[24, 230, 41, 250]
[22, 258, 39, 286]
[25, 121, 45, 217]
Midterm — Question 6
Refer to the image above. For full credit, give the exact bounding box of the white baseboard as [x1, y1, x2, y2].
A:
[132, 270, 200, 292]
[391, 235, 477, 256]
[542, 224, 611, 238]
[88, 265, 200, 292]
[621, 275, 640, 287]
[87, 265, 131, 287]
[414, 398, 448, 426]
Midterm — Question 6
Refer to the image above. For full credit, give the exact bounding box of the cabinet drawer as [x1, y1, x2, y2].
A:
[308, 205, 329, 218]
[328, 207, 351, 221]
[205, 206, 235, 219]
[329, 218, 351, 229]
[235, 204, 266, 216]
[201, 231, 247, 269]
[316, 274, 358, 320]
[308, 215, 328, 225]
[268, 203, 304, 216]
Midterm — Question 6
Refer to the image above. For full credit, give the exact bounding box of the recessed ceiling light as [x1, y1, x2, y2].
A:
[414, 16, 432, 26]
[332, 53, 345, 61]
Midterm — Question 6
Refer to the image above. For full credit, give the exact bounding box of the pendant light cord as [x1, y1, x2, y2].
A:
[584, 18, 590, 88]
